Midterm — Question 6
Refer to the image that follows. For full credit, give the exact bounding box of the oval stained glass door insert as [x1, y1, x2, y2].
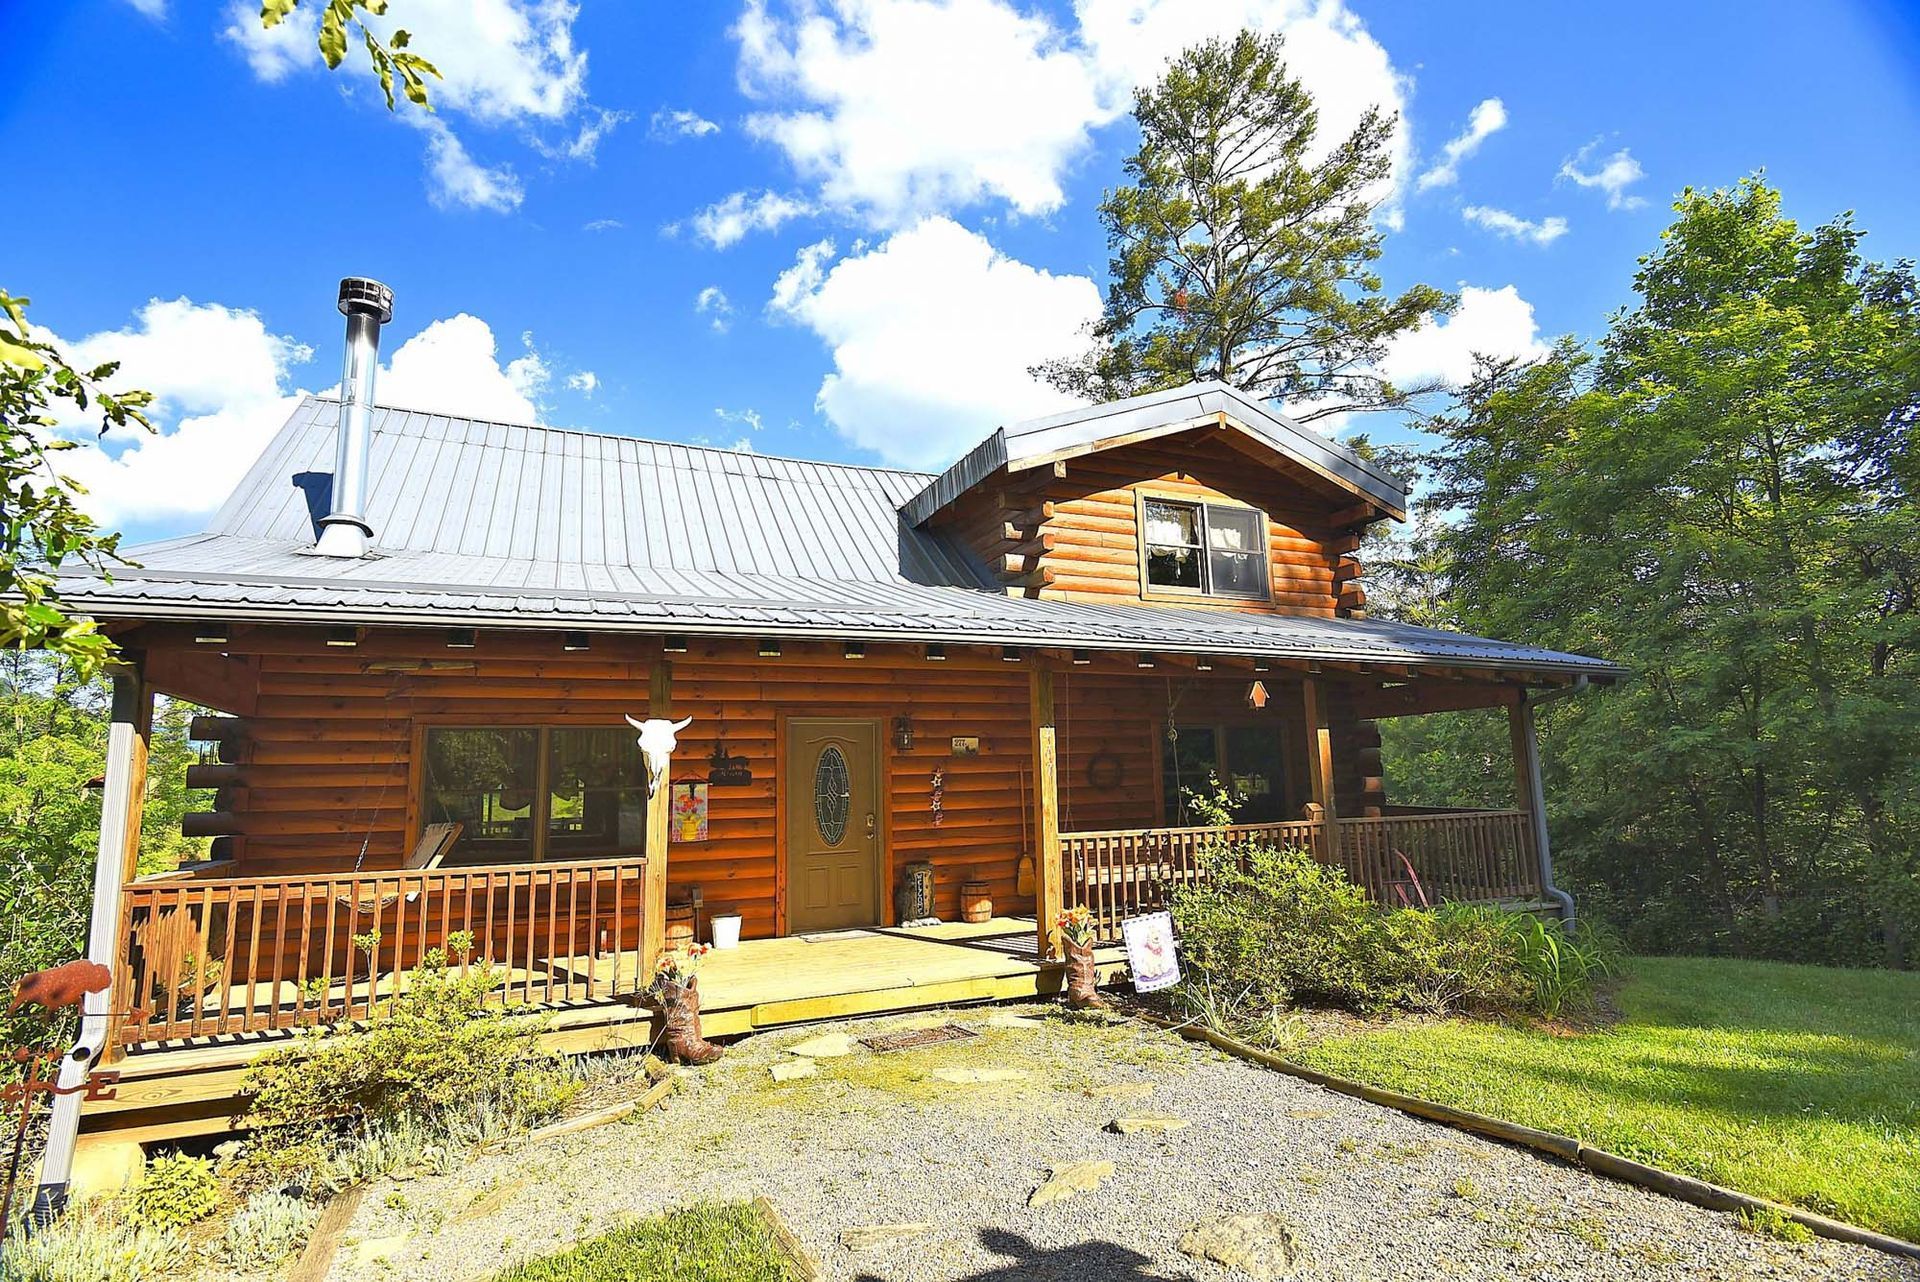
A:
[814, 744, 851, 844]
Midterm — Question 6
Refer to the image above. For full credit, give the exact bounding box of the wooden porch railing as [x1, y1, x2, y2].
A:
[1061, 810, 1543, 942]
[116, 857, 650, 1046]
[1336, 810, 1541, 905]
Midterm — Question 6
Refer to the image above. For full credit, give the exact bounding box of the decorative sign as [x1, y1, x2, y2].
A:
[1246, 680, 1270, 709]
[1121, 911, 1181, 993]
[670, 781, 708, 842]
[707, 743, 753, 786]
[949, 736, 980, 757]
[929, 767, 945, 827]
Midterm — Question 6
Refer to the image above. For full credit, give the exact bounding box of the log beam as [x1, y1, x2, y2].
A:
[1030, 665, 1062, 960]
[642, 661, 672, 974]
[1301, 676, 1338, 860]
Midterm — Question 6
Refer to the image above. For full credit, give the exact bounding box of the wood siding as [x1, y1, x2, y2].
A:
[157, 633, 1038, 940]
[934, 428, 1368, 617]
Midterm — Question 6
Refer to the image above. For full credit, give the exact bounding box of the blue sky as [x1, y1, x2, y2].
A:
[5, 0, 1917, 544]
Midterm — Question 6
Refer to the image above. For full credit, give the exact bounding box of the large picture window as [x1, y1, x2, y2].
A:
[1161, 722, 1290, 825]
[1142, 498, 1269, 600]
[422, 725, 649, 863]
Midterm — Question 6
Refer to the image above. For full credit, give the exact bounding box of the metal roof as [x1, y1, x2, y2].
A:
[56, 396, 1620, 678]
[900, 380, 1410, 527]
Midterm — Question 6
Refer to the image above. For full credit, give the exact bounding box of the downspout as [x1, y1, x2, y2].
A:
[31, 670, 146, 1226]
[1516, 677, 1588, 927]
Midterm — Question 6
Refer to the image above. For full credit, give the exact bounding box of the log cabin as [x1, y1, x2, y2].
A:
[43, 280, 1620, 1179]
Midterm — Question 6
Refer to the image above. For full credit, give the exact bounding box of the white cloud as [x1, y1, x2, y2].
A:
[734, 0, 1412, 232]
[531, 107, 631, 163]
[222, 1, 314, 81]
[768, 238, 837, 316]
[682, 190, 814, 248]
[715, 407, 765, 433]
[695, 287, 735, 333]
[223, 0, 598, 213]
[650, 108, 721, 141]
[37, 299, 312, 527]
[416, 118, 525, 213]
[566, 370, 600, 396]
[42, 304, 567, 530]
[1416, 97, 1506, 191]
[1377, 285, 1547, 388]
[1559, 140, 1647, 210]
[122, 0, 168, 18]
[582, 218, 624, 232]
[768, 217, 1100, 468]
[1462, 204, 1568, 246]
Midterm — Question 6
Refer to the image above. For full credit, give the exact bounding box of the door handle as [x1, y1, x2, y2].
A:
[865, 813, 877, 837]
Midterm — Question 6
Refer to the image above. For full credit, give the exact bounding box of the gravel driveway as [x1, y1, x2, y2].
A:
[325, 1004, 1918, 1282]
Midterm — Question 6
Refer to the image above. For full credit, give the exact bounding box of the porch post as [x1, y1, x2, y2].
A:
[1301, 676, 1339, 861]
[1508, 696, 1573, 923]
[1030, 665, 1062, 960]
[35, 662, 151, 1221]
[642, 660, 671, 974]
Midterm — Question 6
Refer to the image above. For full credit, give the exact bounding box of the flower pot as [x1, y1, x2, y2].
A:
[654, 975, 723, 1065]
[711, 913, 743, 949]
[1063, 937, 1109, 1009]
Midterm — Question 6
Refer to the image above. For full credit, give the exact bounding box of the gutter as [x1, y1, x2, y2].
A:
[1518, 677, 1590, 924]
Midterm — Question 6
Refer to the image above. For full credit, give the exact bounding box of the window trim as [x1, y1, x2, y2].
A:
[1135, 490, 1273, 603]
[414, 720, 649, 864]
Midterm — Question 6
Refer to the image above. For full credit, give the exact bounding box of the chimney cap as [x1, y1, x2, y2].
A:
[337, 277, 394, 324]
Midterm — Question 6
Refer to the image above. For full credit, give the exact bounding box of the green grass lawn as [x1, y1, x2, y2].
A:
[490, 1202, 800, 1282]
[1290, 955, 1920, 1241]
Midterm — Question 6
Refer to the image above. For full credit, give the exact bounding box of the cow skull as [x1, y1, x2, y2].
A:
[626, 714, 693, 798]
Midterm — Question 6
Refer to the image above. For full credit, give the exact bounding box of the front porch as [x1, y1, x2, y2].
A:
[83, 915, 1127, 1150]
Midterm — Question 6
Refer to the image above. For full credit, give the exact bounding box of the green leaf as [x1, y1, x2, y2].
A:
[0, 334, 46, 371]
[318, 1, 349, 68]
[260, 0, 299, 29]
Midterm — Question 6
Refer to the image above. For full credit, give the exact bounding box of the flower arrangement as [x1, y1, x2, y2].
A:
[1052, 905, 1096, 948]
[650, 942, 710, 994]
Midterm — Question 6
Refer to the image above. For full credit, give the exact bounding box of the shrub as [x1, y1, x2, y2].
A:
[1170, 841, 1407, 1017]
[1, 1204, 181, 1282]
[222, 1190, 321, 1269]
[129, 1151, 220, 1230]
[1735, 1204, 1814, 1244]
[240, 941, 579, 1176]
[1168, 840, 1620, 1033]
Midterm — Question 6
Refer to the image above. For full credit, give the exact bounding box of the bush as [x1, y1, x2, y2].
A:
[1171, 841, 1406, 1016]
[1169, 840, 1620, 1033]
[129, 1151, 220, 1230]
[222, 1190, 321, 1270]
[1, 1204, 181, 1282]
[240, 940, 580, 1177]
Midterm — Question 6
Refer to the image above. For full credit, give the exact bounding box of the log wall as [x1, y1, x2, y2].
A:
[936, 429, 1368, 617]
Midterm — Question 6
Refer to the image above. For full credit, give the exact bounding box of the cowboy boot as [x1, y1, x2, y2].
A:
[1064, 938, 1110, 1009]
[661, 977, 724, 1065]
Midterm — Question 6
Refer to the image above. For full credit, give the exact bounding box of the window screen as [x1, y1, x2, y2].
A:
[1142, 499, 1268, 599]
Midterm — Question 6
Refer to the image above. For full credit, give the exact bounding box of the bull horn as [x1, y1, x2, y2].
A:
[625, 714, 647, 731]
[670, 716, 693, 732]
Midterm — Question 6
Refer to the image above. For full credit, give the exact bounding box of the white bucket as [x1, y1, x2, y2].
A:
[711, 913, 743, 950]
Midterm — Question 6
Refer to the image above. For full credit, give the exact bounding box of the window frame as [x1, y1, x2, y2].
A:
[1136, 491, 1272, 603]
[414, 720, 650, 865]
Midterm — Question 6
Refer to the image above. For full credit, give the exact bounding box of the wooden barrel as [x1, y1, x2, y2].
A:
[665, 903, 696, 954]
[959, 881, 992, 924]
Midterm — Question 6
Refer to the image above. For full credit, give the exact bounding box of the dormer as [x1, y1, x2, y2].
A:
[902, 382, 1405, 618]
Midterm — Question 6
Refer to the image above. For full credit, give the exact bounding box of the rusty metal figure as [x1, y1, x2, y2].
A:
[0, 963, 144, 1240]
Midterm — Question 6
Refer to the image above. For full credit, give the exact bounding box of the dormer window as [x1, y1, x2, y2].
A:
[1142, 498, 1269, 600]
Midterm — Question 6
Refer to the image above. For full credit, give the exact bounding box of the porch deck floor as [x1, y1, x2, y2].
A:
[85, 917, 1126, 1147]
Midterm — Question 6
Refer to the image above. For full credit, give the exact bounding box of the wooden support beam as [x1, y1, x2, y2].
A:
[1301, 676, 1338, 861]
[1030, 665, 1062, 961]
[642, 661, 673, 974]
[41, 663, 151, 1204]
[1352, 681, 1523, 720]
[1509, 699, 1558, 911]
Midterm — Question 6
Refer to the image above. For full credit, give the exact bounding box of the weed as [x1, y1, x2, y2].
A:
[1736, 1205, 1814, 1244]
[1451, 1177, 1478, 1200]
[130, 1151, 220, 1230]
[223, 1190, 321, 1270]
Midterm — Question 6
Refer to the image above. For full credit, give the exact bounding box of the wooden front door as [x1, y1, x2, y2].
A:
[785, 718, 883, 933]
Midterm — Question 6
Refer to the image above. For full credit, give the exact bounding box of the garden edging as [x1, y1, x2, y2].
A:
[1136, 1012, 1920, 1263]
